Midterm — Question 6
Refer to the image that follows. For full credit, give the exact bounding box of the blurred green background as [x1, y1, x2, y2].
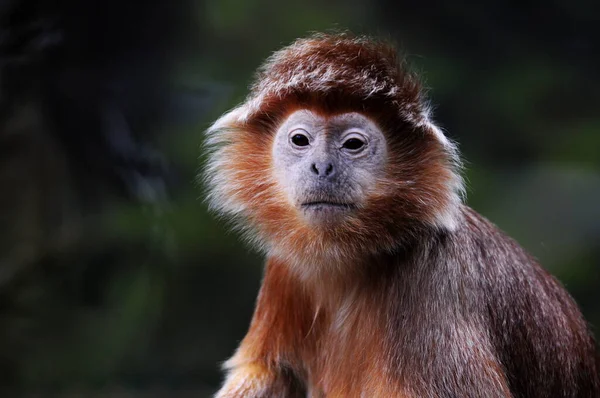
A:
[0, 0, 598, 396]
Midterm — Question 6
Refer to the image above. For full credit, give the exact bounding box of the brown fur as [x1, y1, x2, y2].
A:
[206, 34, 600, 397]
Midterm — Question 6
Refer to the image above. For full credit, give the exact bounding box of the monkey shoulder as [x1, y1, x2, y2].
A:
[448, 204, 582, 317]
[443, 205, 599, 395]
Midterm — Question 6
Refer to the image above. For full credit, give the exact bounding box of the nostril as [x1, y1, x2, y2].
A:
[311, 163, 319, 175]
[325, 163, 333, 176]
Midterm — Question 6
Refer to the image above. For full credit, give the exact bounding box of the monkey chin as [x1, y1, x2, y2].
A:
[299, 202, 356, 226]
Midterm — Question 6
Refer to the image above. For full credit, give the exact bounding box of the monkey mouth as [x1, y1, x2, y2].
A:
[300, 201, 356, 210]
[299, 201, 355, 224]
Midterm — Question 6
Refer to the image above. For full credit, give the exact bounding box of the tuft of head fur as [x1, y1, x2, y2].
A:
[204, 33, 465, 272]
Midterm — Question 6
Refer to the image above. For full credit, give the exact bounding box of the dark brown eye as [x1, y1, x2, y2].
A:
[291, 133, 310, 147]
[343, 138, 365, 150]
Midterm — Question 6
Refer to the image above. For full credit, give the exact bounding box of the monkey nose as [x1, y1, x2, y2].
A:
[311, 161, 334, 177]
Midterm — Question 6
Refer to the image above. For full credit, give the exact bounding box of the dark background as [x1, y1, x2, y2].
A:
[0, 0, 598, 396]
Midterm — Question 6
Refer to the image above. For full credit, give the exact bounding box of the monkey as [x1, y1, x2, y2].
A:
[204, 33, 600, 397]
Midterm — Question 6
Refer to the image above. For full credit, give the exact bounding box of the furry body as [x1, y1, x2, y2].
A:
[205, 34, 599, 397]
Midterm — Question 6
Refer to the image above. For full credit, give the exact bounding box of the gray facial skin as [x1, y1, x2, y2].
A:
[272, 110, 388, 225]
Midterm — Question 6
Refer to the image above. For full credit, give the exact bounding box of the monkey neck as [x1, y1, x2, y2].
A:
[267, 219, 432, 273]
[272, 227, 439, 308]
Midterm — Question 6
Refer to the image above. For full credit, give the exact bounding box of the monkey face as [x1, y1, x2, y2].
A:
[272, 109, 388, 226]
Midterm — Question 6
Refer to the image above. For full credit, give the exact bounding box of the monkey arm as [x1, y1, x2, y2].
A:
[215, 259, 309, 398]
[215, 362, 300, 398]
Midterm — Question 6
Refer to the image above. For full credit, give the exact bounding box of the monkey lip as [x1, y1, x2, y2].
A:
[300, 201, 355, 210]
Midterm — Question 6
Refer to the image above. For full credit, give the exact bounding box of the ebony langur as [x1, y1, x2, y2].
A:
[205, 33, 600, 398]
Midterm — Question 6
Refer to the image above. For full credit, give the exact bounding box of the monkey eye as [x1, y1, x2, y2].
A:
[291, 133, 310, 147]
[342, 137, 365, 151]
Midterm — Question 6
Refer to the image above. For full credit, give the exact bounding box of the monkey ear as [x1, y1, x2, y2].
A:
[207, 92, 269, 138]
[207, 105, 248, 137]
[414, 112, 466, 232]
[420, 118, 454, 151]
[203, 101, 266, 225]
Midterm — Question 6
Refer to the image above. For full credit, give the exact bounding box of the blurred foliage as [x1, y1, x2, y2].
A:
[0, 0, 598, 396]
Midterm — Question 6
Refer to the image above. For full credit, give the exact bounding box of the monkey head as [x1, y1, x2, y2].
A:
[205, 34, 464, 273]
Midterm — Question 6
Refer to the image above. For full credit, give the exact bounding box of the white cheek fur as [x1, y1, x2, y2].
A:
[206, 104, 464, 241]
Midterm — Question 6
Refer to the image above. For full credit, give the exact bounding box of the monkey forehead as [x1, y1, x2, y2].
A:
[327, 112, 381, 129]
[278, 109, 322, 129]
[279, 109, 383, 134]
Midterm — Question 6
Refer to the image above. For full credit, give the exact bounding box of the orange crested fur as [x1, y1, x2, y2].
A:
[205, 33, 600, 397]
